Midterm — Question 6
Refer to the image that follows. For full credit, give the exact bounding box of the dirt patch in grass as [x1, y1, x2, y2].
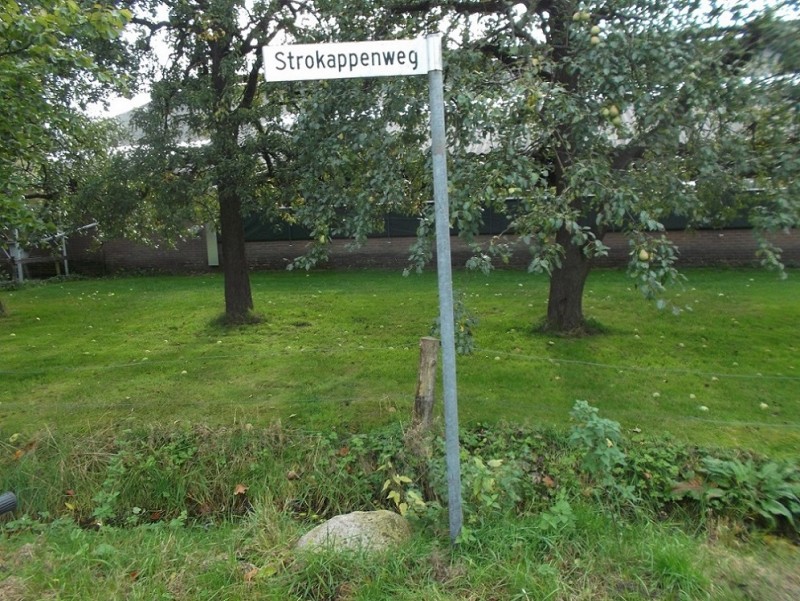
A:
[0, 543, 51, 601]
[0, 576, 28, 601]
[710, 539, 800, 600]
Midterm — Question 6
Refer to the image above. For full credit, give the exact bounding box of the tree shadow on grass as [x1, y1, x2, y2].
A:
[210, 311, 264, 328]
[532, 316, 612, 338]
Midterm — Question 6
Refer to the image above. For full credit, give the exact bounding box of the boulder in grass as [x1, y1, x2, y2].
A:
[296, 510, 412, 553]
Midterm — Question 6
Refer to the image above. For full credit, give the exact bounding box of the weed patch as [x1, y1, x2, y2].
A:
[2, 414, 800, 599]
[3, 409, 798, 543]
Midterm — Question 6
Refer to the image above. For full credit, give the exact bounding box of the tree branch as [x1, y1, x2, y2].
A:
[239, 59, 262, 110]
[610, 143, 646, 171]
[130, 17, 170, 31]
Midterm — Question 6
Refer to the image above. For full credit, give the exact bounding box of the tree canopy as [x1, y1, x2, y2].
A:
[0, 0, 133, 247]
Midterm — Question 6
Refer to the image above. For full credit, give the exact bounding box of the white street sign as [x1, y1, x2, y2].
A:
[263, 38, 430, 82]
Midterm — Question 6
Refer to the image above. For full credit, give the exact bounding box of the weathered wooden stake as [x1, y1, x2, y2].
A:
[412, 336, 439, 430]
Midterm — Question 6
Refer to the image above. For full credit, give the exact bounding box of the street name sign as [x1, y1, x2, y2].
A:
[263, 38, 434, 82]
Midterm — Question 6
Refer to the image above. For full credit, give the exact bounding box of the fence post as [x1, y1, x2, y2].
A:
[412, 337, 439, 430]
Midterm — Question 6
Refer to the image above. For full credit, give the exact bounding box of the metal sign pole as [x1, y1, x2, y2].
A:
[426, 33, 463, 544]
[263, 33, 463, 544]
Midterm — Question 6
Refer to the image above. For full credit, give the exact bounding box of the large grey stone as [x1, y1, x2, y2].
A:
[296, 510, 412, 553]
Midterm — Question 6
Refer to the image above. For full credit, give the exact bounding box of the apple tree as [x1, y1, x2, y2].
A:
[317, 0, 800, 333]
[86, 0, 447, 321]
[80, 0, 333, 323]
[83, 0, 274, 321]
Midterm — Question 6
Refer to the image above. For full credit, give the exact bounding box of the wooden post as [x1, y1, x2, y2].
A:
[412, 336, 439, 430]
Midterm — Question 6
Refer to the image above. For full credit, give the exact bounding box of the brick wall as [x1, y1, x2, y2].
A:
[65, 227, 799, 275]
[595, 229, 799, 268]
[66, 231, 209, 276]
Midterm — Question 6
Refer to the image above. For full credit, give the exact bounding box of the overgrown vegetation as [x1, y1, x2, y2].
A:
[3, 404, 798, 538]
[2, 405, 799, 599]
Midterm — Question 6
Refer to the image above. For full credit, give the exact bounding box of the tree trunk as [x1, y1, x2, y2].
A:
[544, 227, 593, 333]
[541, 3, 593, 335]
[218, 183, 253, 322]
[209, 35, 254, 323]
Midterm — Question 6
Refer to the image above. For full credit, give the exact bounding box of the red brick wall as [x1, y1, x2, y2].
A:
[65, 228, 799, 275]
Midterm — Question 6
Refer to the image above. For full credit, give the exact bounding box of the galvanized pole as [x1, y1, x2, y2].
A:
[426, 33, 463, 544]
[11, 229, 24, 284]
[61, 234, 69, 277]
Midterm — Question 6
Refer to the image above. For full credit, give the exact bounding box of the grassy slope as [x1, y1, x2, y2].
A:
[1, 268, 798, 456]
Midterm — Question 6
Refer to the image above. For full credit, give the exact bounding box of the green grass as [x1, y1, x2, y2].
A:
[1, 267, 798, 457]
[3, 266, 799, 600]
[3, 497, 799, 600]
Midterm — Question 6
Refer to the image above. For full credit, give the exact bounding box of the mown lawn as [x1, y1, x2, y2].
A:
[2, 267, 798, 457]
[0, 270, 800, 454]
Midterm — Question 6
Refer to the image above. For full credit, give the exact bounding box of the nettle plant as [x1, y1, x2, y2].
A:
[569, 400, 629, 492]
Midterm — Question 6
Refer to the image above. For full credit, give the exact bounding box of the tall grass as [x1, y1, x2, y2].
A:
[3, 468, 799, 600]
[2, 404, 798, 599]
